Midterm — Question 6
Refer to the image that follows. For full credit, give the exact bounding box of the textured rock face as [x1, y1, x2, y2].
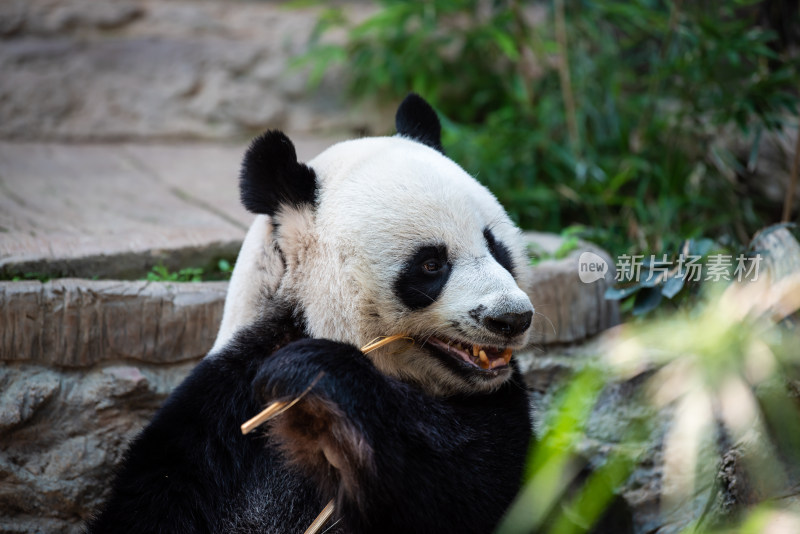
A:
[522, 231, 619, 345]
[0, 0, 385, 142]
[0, 280, 224, 532]
[726, 125, 799, 218]
[0, 280, 227, 367]
[0, 361, 195, 533]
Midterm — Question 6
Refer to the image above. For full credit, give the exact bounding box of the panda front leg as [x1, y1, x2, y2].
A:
[86, 326, 324, 534]
[255, 338, 532, 534]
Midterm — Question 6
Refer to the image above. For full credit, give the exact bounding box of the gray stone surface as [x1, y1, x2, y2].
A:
[725, 124, 799, 217]
[0, 138, 343, 279]
[0, 142, 245, 279]
[0, 279, 227, 367]
[523, 231, 620, 344]
[0, 360, 196, 533]
[0, 0, 386, 142]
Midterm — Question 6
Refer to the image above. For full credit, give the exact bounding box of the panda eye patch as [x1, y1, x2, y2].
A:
[394, 244, 451, 310]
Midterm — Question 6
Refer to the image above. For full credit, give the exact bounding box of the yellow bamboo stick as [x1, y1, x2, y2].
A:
[303, 499, 336, 534]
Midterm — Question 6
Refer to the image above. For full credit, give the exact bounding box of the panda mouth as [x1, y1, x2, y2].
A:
[425, 337, 512, 371]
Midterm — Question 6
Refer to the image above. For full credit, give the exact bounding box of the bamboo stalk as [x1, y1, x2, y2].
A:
[553, 0, 579, 156]
[781, 123, 800, 222]
[359, 334, 412, 354]
[240, 401, 289, 435]
[303, 500, 336, 534]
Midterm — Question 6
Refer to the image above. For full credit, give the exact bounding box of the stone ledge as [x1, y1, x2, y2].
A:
[522, 231, 619, 345]
[0, 139, 343, 280]
[0, 279, 227, 367]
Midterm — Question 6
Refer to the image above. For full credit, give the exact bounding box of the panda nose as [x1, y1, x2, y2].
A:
[483, 311, 533, 337]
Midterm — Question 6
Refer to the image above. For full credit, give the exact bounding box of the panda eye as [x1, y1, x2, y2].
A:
[422, 259, 442, 273]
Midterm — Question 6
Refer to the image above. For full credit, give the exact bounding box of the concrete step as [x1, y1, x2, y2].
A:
[0, 137, 342, 279]
[0, 279, 227, 367]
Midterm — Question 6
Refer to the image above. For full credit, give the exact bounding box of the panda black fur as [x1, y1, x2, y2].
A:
[87, 95, 536, 533]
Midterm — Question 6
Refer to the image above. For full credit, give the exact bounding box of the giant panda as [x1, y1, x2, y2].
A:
[87, 94, 537, 533]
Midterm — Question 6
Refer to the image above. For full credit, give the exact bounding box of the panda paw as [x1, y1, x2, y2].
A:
[251, 338, 382, 504]
[252, 338, 377, 403]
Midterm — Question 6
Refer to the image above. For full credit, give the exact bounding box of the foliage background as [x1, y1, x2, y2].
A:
[303, 0, 799, 260]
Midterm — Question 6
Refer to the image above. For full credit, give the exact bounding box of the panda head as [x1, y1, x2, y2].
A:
[219, 94, 534, 396]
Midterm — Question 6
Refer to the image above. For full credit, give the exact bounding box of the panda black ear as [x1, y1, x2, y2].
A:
[239, 130, 318, 216]
[395, 93, 444, 154]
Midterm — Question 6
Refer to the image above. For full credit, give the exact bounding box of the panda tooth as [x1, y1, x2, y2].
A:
[489, 358, 506, 369]
[478, 350, 489, 368]
[472, 345, 480, 357]
[502, 348, 513, 364]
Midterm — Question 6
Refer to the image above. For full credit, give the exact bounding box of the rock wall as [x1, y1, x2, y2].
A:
[0, 0, 385, 142]
[0, 361, 195, 533]
[0, 280, 225, 532]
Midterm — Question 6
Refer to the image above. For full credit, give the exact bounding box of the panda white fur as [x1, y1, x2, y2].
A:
[87, 95, 535, 533]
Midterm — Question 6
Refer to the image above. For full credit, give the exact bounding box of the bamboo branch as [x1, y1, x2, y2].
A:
[304, 500, 336, 534]
[553, 0, 579, 156]
[781, 123, 800, 222]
